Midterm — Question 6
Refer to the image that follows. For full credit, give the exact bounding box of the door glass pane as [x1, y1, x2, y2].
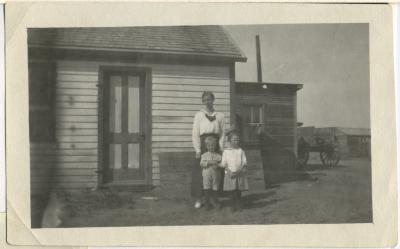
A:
[109, 144, 122, 169]
[128, 76, 140, 133]
[109, 76, 122, 133]
[128, 143, 140, 169]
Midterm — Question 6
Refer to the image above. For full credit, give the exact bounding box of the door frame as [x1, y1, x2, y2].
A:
[98, 66, 152, 186]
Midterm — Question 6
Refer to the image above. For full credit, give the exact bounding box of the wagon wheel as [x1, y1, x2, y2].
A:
[320, 150, 340, 167]
[297, 150, 310, 169]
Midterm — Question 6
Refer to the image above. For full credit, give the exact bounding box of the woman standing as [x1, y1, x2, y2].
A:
[192, 91, 225, 209]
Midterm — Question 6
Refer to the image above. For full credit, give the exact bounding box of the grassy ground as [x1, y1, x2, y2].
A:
[61, 154, 372, 227]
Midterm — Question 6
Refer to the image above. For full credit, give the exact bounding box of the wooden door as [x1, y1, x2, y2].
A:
[102, 71, 146, 184]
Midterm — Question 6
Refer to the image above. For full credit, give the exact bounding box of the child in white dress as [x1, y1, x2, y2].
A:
[220, 131, 249, 211]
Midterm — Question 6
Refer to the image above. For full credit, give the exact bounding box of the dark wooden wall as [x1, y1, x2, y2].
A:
[235, 83, 301, 184]
[235, 83, 299, 152]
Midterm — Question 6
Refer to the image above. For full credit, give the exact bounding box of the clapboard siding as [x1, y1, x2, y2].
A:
[56, 136, 97, 143]
[153, 76, 229, 86]
[153, 91, 229, 99]
[153, 115, 230, 123]
[56, 129, 98, 136]
[153, 128, 192, 135]
[33, 162, 98, 169]
[150, 64, 230, 172]
[152, 123, 193, 129]
[32, 182, 97, 191]
[152, 103, 230, 111]
[153, 147, 194, 153]
[53, 149, 98, 156]
[151, 63, 230, 186]
[55, 88, 98, 96]
[56, 115, 97, 123]
[236, 85, 298, 168]
[45, 62, 100, 191]
[153, 96, 230, 105]
[56, 122, 98, 129]
[57, 73, 98, 82]
[152, 84, 229, 92]
[152, 136, 192, 142]
[56, 61, 230, 77]
[55, 155, 98, 163]
[30, 143, 57, 196]
[32, 168, 97, 176]
[57, 142, 98, 149]
[31, 175, 97, 182]
[153, 110, 230, 117]
[152, 142, 193, 148]
[56, 108, 97, 116]
[56, 102, 97, 109]
[47, 60, 231, 189]
[264, 127, 295, 136]
[238, 95, 295, 105]
[57, 82, 98, 89]
[56, 95, 98, 103]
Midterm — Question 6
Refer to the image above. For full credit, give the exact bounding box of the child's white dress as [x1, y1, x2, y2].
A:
[221, 148, 249, 191]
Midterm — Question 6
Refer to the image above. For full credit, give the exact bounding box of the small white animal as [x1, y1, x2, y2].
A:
[41, 189, 67, 228]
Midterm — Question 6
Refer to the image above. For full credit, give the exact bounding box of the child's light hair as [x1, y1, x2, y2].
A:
[226, 130, 240, 141]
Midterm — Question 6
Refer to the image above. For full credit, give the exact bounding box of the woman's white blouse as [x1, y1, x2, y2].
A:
[221, 148, 247, 173]
[192, 109, 225, 153]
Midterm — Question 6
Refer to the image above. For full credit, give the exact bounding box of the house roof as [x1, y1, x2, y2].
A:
[28, 26, 247, 62]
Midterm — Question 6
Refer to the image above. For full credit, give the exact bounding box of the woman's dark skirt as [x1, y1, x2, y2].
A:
[191, 133, 224, 199]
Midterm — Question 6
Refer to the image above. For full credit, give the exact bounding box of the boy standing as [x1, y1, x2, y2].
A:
[200, 136, 222, 210]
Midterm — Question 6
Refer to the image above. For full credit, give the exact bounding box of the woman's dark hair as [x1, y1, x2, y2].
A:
[202, 91, 215, 100]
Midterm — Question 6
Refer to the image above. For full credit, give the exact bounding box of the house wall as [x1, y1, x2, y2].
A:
[31, 59, 231, 191]
[30, 143, 57, 195]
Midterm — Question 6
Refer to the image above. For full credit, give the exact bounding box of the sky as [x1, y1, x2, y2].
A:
[224, 24, 370, 129]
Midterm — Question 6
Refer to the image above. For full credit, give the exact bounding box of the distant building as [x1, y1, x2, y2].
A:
[298, 127, 371, 158]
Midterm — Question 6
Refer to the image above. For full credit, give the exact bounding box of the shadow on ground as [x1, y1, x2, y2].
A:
[242, 191, 280, 209]
[304, 164, 346, 171]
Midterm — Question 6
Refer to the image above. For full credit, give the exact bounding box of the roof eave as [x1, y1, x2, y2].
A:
[28, 44, 247, 62]
[235, 81, 303, 91]
[221, 26, 248, 63]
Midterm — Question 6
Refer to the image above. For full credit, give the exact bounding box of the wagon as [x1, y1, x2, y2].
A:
[297, 134, 341, 168]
